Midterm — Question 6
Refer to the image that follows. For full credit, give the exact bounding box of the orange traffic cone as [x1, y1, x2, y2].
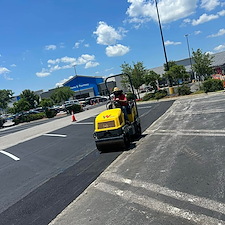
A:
[71, 111, 76, 122]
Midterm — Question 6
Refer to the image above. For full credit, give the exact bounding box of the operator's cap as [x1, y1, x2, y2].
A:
[113, 87, 120, 92]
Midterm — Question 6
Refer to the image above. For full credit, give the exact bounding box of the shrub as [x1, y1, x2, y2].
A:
[155, 91, 167, 100]
[45, 109, 57, 118]
[0, 118, 6, 128]
[66, 104, 83, 114]
[142, 89, 167, 101]
[142, 93, 155, 101]
[13, 112, 46, 124]
[202, 79, 224, 93]
[177, 85, 191, 96]
[154, 89, 167, 100]
[126, 92, 137, 101]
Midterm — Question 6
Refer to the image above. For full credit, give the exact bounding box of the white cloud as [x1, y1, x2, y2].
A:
[164, 40, 181, 46]
[105, 44, 130, 57]
[74, 42, 80, 48]
[45, 45, 57, 50]
[93, 21, 126, 45]
[200, 0, 220, 11]
[0, 67, 10, 74]
[183, 18, 191, 24]
[36, 69, 51, 77]
[126, 0, 197, 25]
[194, 30, 202, 35]
[0, 67, 13, 80]
[192, 10, 225, 26]
[10, 64, 17, 67]
[77, 54, 95, 64]
[55, 76, 74, 87]
[214, 44, 225, 51]
[124, 17, 151, 29]
[73, 40, 84, 49]
[218, 9, 225, 16]
[208, 28, 225, 37]
[105, 67, 114, 72]
[37, 54, 99, 77]
[73, 40, 89, 49]
[192, 13, 219, 25]
[85, 61, 100, 69]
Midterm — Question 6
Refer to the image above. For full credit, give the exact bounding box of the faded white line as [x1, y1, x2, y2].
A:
[102, 172, 225, 215]
[96, 182, 225, 225]
[145, 129, 225, 137]
[0, 150, 20, 161]
[138, 106, 152, 109]
[170, 108, 225, 116]
[43, 133, 67, 138]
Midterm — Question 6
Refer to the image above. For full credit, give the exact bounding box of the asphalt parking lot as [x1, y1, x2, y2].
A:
[50, 92, 225, 225]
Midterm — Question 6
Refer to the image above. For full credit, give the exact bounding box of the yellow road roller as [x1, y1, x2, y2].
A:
[93, 73, 141, 152]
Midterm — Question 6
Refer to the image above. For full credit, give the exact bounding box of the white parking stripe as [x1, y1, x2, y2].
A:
[138, 106, 152, 109]
[0, 150, 20, 161]
[145, 129, 225, 137]
[96, 182, 225, 224]
[102, 172, 225, 215]
[43, 133, 67, 138]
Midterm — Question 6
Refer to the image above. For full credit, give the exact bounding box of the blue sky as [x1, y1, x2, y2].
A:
[0, 0, 225, 96]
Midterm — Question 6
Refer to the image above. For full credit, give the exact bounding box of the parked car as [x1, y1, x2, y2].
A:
[85, 96, 108, 105]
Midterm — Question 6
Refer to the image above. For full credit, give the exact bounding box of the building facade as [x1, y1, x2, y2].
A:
[63, 75, 104, 99]
[151, 50, 225, 78]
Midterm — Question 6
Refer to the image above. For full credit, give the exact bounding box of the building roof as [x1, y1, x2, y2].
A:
[63, 75, 103, 86]
[151, 50, 225, 75]
[212, 51, 225, 67]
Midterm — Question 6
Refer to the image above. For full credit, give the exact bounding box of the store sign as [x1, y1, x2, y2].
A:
[71, 83, 90, 89]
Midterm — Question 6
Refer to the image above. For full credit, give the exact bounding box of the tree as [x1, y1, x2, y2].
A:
[192, 49, 214, 80]
[39, 98, 54, 109]
[121, 62, 146, 99]
[164, 64, 189, 85]
[13, 99, 31, 113]
[163, 61, 177, 72]
[163, 61, 177, 86]
[50, 86, 74, 104]
[144, 70, 160, 92]
[20, 89, 39, 109]
[0, 89, 14, 110]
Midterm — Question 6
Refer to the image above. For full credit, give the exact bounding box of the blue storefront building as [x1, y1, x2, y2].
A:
[63, 75, 104, 99]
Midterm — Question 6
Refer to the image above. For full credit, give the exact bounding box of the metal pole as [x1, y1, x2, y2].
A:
[185, 34, 194, 80]
[154, 0, 173, 90]
[155, 0, 168, 69]
[73, 65, 81, 99]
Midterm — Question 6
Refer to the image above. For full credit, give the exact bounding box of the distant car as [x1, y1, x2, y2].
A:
[77, 99, 87, 107]
[85, 96, 108, 105]
[64, 100, 80, 106]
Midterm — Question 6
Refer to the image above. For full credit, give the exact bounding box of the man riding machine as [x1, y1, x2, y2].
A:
[93, 73, 142, 152]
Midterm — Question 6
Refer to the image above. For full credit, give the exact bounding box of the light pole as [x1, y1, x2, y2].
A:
[154, 0, 174, 94]
[185, 34, 195, 81]
[73, 65, 81, 99]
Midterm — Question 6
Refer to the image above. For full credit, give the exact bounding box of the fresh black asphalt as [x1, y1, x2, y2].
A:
[0, 101, 174, 225]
